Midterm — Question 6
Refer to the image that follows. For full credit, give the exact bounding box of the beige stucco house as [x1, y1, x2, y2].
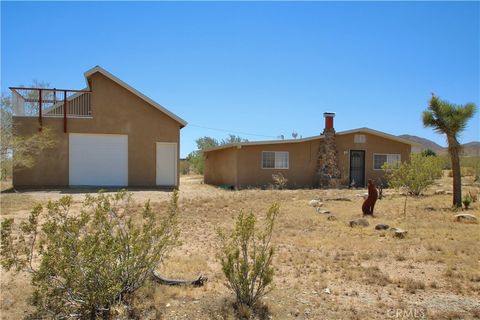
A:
[11, 66, 187, 188]
[204, 113, 418, 189]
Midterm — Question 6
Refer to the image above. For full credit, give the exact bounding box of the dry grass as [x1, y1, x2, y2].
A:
[1, 174, 479, 319]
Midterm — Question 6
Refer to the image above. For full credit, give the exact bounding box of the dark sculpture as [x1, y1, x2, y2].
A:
[362, 180, 378, 216]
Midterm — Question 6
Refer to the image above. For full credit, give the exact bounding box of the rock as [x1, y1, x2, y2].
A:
[327, 215, 337, 221]
[375, 223, 390, 230]
[316, 208, 330, 214]
[391, 228, 408, 238]
[349, 218, 369, 227]
[454, 213, 478, 224]
[324, 288, 331, 294]
[425, 206, 435, 211]
[435, 190, 446, 195]
[362, 193, 369, 200]
[309, 199, 323, 207]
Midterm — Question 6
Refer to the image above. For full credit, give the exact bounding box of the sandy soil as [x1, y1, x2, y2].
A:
[1, 174, 479, 319]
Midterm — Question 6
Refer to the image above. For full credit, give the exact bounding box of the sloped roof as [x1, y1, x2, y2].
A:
[203, 127, 419, 152]
[84, 66, 187, 127]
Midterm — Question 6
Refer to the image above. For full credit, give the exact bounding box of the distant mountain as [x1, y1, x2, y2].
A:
[398, 134, 444, 153]
[462, 141, 480, 156]
[399, 135, 480, 157]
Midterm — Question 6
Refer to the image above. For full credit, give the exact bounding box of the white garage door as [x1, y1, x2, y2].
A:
[69, 134, 128, 186]
[156, 142, 177, 186]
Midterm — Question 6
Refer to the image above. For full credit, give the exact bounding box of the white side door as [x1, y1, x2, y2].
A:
[156, 142, 177, 186]
[69, 133, 128, 186]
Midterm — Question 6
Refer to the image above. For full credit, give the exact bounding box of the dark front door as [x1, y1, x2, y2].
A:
[350, 150, 365, 187]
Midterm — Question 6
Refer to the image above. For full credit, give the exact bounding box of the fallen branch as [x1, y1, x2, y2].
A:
[325, 197, 351, 202]
[152, 270, 207, 287]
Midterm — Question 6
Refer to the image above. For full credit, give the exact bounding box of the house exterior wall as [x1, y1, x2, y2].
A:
[12, 72, 182, 187]
[203, 147, 238, 187]
[204, 131, 412, 188]
[235, 140, 320, 188]
[335, 132, 412, 185]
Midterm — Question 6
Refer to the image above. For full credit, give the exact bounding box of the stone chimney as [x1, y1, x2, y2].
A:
[317, 112, 341, 187]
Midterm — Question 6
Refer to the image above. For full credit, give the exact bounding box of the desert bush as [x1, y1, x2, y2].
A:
[271, 172, 288, 190]
[461, 166, 476, 177]
[383, 154, 443, 196]
[180, 159, 191, 175]
[402, 278, 426, 294]
[448, 167, 476, 177]
[383, 154, 442, 216]
[467, 191, 478, 202]
[1, 190, 179, 319]
[219, 203, 279, 310]
[421, 148, 437, 157]
[463, 193, 473, 210]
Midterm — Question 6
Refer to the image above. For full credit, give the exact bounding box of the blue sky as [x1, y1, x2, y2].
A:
[2, 1, 479, 157]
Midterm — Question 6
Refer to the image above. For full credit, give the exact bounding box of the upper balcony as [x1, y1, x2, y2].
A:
[10, 87, 92, 132]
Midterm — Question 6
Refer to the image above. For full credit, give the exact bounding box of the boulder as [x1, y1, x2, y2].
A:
[454, 213, 478, 224]
[309, 199, 323, 207]
[435, 190, 446, 195]
[375, 224, 390, 230]
[391, 228, 408, 239]
[349, 218, 369, 228]
[316, 209, 331, 214]
[327, 215, 337, 221]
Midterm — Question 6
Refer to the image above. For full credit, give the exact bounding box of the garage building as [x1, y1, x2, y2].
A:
[11, 66, 186, 188]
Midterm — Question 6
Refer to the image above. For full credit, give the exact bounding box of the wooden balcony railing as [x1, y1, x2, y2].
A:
[10, 87, 92, 133]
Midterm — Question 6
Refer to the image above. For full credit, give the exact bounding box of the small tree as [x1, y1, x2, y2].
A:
[187, 135, 248, 174]
[1, 190, 179, 319]
[422, 94, 477, 207]
[219, 203, 279, 312]
[0, 93, 13, 179]
[221, 134, 248, 145]
[421, 149, 437, 157]
[11, 127, 57, 169]
[383, 154, 442, 216]
[1, 86, 57, 180]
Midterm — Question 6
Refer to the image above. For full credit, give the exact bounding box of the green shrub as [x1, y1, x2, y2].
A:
[180, 159, 191, 175]
[463, 194, 473, 210]
[219, 203, 279, 310]
[383, 154, 442, 217]
[421, 149, 437, 157]
[1, 190, 179, 319]
[383, 153, 442, 196]
[186, 150, 204, 174]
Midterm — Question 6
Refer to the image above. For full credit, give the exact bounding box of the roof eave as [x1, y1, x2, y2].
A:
[84, 66, 187, 128]
[203, 127, 420, 152]
[336, 127, 421, 146]
[203, 135, 324, 152]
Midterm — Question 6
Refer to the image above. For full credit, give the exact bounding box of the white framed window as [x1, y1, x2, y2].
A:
[374, 153, 401, 170]
[354, 134, 366, 143]
[262, 151, 289, 169]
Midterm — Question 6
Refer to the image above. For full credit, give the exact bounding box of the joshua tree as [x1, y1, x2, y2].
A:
[422, 94, 477, 207]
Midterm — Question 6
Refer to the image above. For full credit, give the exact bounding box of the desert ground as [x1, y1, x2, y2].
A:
[1, 174, 479, 319]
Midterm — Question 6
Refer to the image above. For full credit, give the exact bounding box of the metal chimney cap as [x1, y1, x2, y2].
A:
[323, 112, 335, 117]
